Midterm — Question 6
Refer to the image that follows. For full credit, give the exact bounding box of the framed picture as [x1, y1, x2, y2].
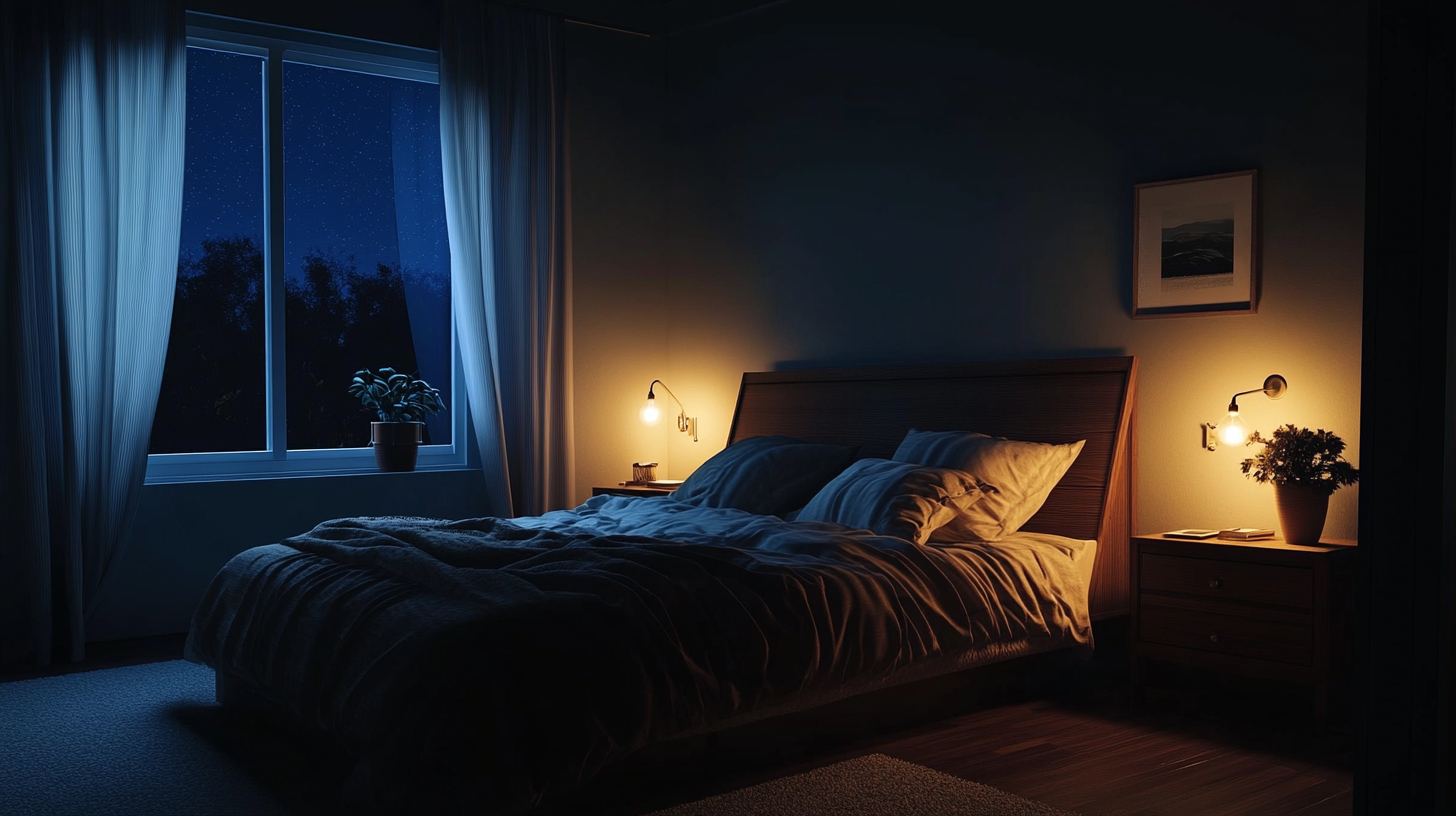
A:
[1132, 170, 1258, 318]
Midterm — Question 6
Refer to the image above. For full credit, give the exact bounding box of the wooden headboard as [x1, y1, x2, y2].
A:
[727, 356, 1137, 620]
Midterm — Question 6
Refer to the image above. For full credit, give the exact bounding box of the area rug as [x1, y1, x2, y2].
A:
[0, 660, 344, 815]
[647, 753, 1081, 816]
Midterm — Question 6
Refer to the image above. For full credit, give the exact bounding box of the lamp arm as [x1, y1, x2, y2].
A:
[647, 379, 697, 441]
[1204, 375, 1287, 452]
[1227, 374, 1289, 411]
[648, 379, 687, 414]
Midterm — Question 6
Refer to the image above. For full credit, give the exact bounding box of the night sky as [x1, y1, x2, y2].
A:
[181, 46, 450, 288]
[180, 47, 264, 262]
[177, 45, 452, 448]
[282, 60, 450, 287]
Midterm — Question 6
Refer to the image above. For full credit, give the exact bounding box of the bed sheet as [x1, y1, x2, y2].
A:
[185, 494, 1093, 813]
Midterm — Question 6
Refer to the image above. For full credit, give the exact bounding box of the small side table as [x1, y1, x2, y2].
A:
[1130, 533, 1356, 728]
[592, 484, 680, 498]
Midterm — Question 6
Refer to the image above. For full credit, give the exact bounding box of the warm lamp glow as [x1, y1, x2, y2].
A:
[640, 398, 661, 426]
[638, 379, 697, 441]
[1202, 374, 1287, 451]
[1218, 411, 1247, 446]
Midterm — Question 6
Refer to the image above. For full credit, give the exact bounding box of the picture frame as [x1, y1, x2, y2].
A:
[1132, 169, 1258, 318]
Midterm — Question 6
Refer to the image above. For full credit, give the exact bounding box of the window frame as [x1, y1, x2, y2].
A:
[145, 12, 467, 484]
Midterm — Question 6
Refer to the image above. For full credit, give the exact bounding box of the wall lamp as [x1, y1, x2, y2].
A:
[641, 379, 698, 442]
[1203, 374, 1288, 450]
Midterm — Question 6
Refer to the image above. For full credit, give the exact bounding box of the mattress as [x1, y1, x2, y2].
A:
[184, 495, 1094, 814]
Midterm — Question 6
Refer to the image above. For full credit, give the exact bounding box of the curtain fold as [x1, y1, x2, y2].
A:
[0, 0, 185, 666]
[439, 2, 574, 518]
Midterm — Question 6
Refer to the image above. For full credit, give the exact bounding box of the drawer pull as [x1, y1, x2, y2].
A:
[1208, 633, 1220, 644]
[1208, 578, 1222, 589]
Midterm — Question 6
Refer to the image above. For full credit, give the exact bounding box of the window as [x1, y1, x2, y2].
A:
[147, 13, 465, 482]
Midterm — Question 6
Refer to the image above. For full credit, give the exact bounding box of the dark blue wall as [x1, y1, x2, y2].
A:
[648, 0, 1368, 536]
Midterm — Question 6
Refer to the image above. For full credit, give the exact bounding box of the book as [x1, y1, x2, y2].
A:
[1164, 529, 1220, 540]
[1218, 527, 1275, 540]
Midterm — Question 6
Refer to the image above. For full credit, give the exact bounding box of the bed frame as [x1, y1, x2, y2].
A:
[217, 355, 1139, 813]
[566, 356, 1139, 811]
[727, 355, 1138, 620]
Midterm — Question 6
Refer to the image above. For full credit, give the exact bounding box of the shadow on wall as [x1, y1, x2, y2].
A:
[772, 347, 1128, 372]
[88, 468, 492, 643]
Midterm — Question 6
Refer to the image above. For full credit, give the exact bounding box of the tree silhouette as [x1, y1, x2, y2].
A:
[151, 236, 266, 454]
[150, 236, 433, 454]
[285, 252, 424, 449]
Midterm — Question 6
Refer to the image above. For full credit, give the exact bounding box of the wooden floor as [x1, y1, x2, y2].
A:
[859, 695, 1348, 815]
[580, 622, 1352, 816]
[579, 693, 1350, 816]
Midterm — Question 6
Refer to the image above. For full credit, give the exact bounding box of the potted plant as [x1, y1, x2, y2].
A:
[349, 367, 446, 472]
[1241, 424, 1359, 545]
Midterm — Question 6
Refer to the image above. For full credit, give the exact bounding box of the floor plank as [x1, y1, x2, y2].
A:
[581, 622, 1351, 816]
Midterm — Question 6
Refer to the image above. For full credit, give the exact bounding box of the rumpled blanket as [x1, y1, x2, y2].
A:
[185, 495, 1090, 814]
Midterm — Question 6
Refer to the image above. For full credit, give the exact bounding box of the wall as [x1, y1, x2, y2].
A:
[89, 468, 491, 641]
[566, 24, 672, 502]
[632, 0, 1368, 538]
[94, 0, 1368, 640]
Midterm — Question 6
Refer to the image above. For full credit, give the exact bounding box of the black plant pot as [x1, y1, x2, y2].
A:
[371, 421, 424, 472]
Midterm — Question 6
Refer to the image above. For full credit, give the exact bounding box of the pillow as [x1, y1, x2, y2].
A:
[892, 428, 1085, 542]
[796, 458, 987, 545]
[673, 435, 858, 517]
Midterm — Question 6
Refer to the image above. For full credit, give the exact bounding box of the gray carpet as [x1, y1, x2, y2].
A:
[0, 660, 344, 816]
[648, 754, 1081, 816]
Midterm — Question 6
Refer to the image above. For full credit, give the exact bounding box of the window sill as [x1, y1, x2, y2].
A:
[144, 461, 477, 486]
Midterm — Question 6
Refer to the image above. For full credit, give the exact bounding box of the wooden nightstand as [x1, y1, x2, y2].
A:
[1130, 533, 1356, 727]
[591, 484, 680, 498]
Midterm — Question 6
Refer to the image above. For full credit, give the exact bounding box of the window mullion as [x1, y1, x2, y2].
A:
[265, 44, 287, 459]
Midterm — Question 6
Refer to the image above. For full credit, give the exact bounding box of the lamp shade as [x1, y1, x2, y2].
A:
[640, 397, 661, 425]
[1218, 410, 1247, 446]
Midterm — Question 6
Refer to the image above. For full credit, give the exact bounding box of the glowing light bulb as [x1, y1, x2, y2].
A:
[1219, 410, 1247, 446]
[640, 397, 661, 425]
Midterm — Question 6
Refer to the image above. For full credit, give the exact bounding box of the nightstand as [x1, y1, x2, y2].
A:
[1130, 533, 1356, 727]
[591, 484, 680, 498]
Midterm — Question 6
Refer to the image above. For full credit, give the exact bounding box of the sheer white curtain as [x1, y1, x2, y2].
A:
[0, 0, 185, 666]
[439, 2, 573, 518]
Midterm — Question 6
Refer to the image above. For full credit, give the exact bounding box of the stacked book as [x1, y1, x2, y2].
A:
[1164, 528, 1276, 541]
[1217, 527, 1275, 541]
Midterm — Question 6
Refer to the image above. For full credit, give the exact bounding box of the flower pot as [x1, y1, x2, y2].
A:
[371, 421, 424, 472]
[1274, 483, 1330, 546]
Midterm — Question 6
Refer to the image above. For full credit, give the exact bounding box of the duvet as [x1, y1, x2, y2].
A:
[184, 494, 1092, 813]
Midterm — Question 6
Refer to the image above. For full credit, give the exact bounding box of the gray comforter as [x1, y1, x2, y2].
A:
[184, 495, 1091, 814]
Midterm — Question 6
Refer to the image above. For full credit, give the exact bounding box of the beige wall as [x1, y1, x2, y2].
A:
[571, 0, 1367, 539]
[567, 25, 674, 499]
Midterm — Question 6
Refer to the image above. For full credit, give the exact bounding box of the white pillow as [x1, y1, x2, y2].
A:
[796, 458, 987, 545]
[892, 429, 1085, 542]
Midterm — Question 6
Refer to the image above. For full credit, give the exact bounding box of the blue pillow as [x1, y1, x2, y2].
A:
[673, 435, 858, 517]
[797, 458, 987, 545]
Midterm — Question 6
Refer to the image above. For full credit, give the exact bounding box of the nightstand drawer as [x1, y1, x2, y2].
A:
[1141, 553, 1313, 609]
[592, 485, 679, 498]
[1140, 601, 1312, 666]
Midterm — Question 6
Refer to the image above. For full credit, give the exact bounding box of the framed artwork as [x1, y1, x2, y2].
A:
[1132, 169, 1258, 318]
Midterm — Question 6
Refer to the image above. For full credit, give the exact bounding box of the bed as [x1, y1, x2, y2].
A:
[184, 355, 1137, 814]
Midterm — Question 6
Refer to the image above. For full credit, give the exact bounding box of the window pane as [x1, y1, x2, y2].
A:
[283, 62, 452, 450]
[151, 47, 266, 454]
